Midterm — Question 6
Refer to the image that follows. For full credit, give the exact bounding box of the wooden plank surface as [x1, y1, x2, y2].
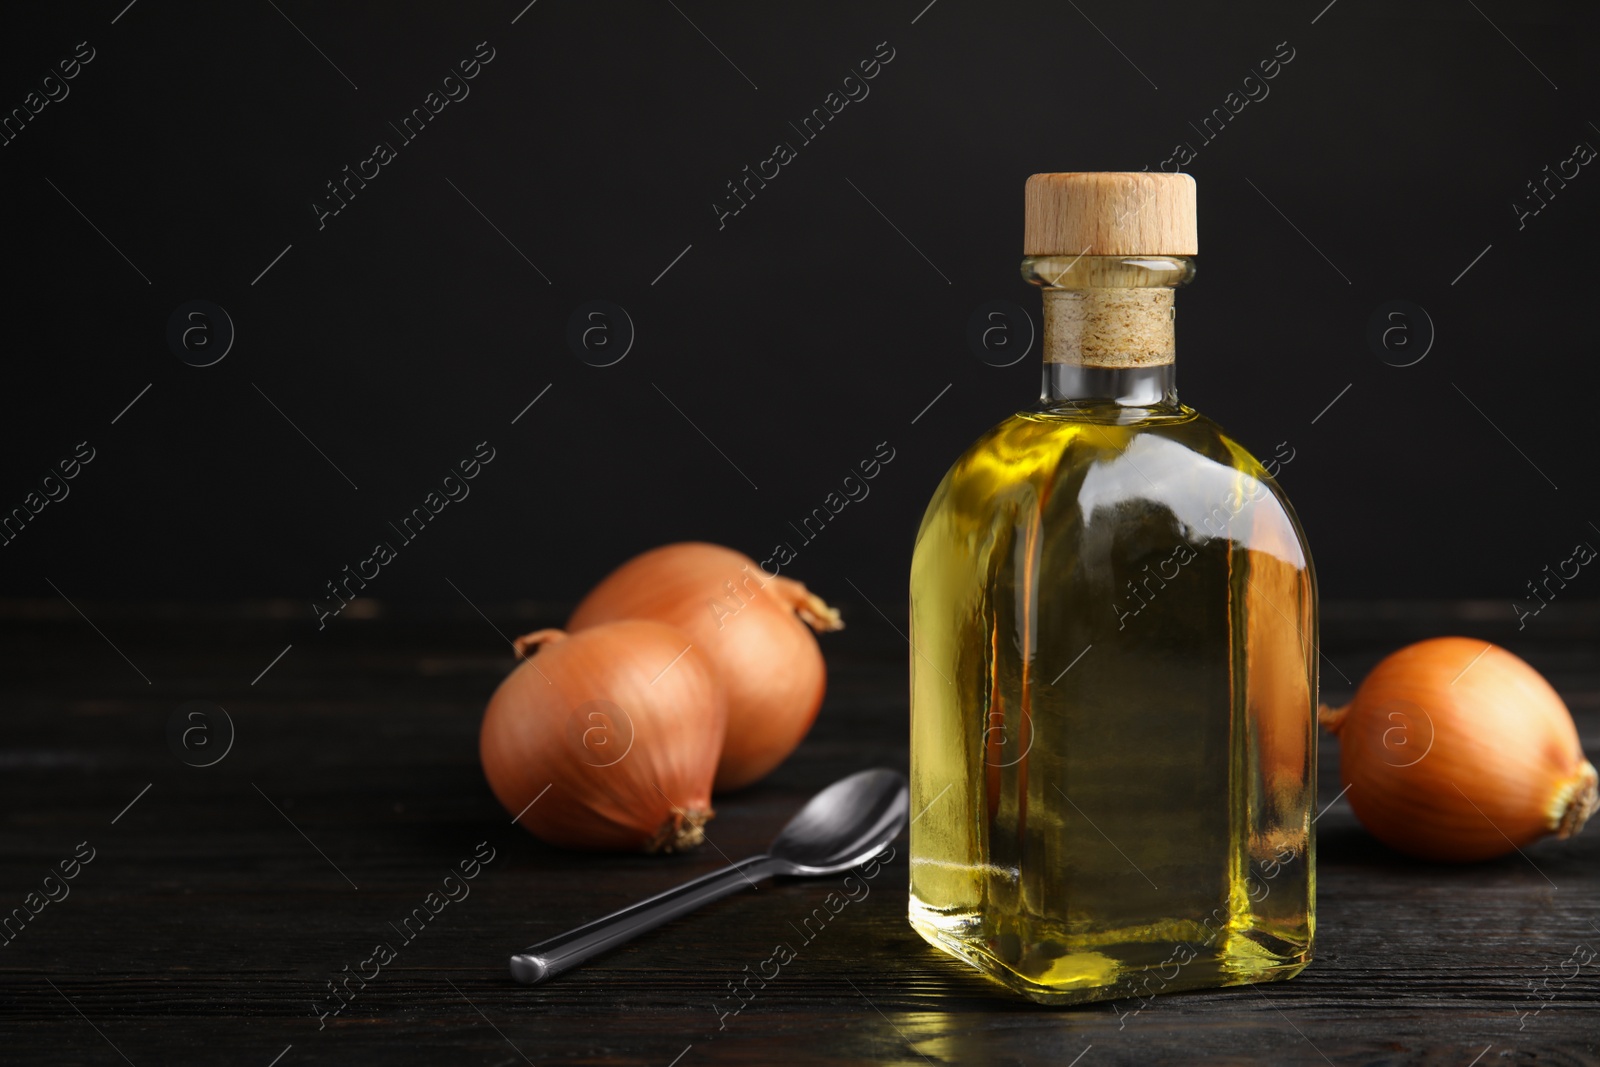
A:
[1, 601, 1597, 1066]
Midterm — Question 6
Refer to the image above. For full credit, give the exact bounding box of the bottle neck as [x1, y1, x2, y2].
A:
[1041, 362, 1176, 407]
[1023, 255, 1194, 410]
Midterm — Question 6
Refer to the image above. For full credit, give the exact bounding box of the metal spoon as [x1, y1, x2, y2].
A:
[509, 767, 909, 984]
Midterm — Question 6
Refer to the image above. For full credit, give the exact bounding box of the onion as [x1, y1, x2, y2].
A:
[479, 621, 727, 852]
[1320, 637, 1597, 862]
[569, 542, 842, 792]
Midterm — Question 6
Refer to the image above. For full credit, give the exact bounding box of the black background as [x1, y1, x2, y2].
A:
[3, 0, 1597, 620]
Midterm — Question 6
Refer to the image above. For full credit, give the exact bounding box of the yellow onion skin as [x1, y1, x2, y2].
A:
[569, 542, 842, 792]
[479, 620, 727, 853]
[1324, 636, 1597, 863]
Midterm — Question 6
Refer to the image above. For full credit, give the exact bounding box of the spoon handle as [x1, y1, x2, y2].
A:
[510, 854, 778, 984]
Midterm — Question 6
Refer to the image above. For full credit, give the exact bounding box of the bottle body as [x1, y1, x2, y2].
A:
[908, 399, 1317, 1004]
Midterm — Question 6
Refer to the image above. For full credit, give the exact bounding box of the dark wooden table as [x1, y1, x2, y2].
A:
[2, 600, 1597, 1066]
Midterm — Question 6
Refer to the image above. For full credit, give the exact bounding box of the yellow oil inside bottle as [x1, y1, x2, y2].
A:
[908, 403, 1316, 1005]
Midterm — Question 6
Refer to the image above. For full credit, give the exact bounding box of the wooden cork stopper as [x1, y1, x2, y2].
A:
[1024, 172, 1197, 256]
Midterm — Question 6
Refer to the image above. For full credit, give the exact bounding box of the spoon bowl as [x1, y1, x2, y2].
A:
[768, 768, 908, 875]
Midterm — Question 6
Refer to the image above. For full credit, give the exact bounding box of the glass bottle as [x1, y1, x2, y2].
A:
[908, 173, 1316, 1005]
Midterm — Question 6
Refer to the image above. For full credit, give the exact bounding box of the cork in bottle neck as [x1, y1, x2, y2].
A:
[1042, 288, 1174, 368]
[1024, 255, 1194, 369]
